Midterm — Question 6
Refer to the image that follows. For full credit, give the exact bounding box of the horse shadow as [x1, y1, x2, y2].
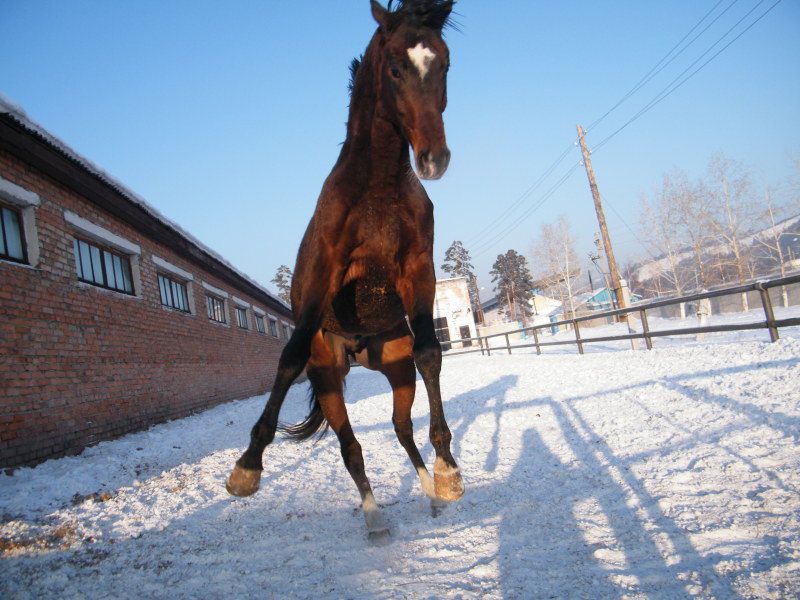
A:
[447, 374, 519, 473]
[495, 425, 622, 598]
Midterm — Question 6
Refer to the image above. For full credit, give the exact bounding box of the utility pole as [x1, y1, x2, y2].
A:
[591, 234, 615, 309]
[576, 124, 628, 319]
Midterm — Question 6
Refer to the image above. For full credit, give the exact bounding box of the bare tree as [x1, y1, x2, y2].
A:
[671, 171, 715, 290]
[752, 184, 799, 306]
[638, 179, 691, 314]
[702, 154, 760, 309]
[530, 216, 583, 319]
[636, 170, 718, 314]
[633, 154, 800, 308]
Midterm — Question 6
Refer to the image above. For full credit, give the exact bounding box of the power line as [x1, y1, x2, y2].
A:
[463, 141, 575, 249]
[462, 0, 783, 262]
[585, 0, 738, 134]
[464, 2, 740, 254]
[600, 192, 650, 254]
[471, 160, 582, 258]
[592, 0, 782, 153]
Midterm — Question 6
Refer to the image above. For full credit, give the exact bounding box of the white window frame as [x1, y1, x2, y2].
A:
[153, 255, 196, 314]
[0, 176, 41, 266]
[253, 306, 267, 334]
[64, 210, 142, 295]
[267, 314, 279, 338]
[232, 296, 250, 330]
[202, 281, 230, 326]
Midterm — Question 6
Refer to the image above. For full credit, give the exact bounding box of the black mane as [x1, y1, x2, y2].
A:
[348, 56, 362, 95]
[386, 0, 456, 31]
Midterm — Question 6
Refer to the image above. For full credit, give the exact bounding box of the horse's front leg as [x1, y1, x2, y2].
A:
[407, 311, 464, 502]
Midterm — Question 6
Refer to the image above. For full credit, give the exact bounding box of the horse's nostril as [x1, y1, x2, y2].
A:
[439, 149, 451, 171]
[416, 149, 449, 180]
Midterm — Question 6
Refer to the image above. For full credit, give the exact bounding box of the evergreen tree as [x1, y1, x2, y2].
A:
[490, 250, 534, 323]
[441, 240, 481, 316]
[271, 265, 293, 304]
[441, 240, 474, 278]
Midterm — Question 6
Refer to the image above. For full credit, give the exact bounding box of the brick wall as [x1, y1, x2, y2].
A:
[0, 150, 294, 468]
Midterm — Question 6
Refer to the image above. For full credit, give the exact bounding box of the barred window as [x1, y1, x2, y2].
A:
[158, 274, 190, 312]
[206, 295, 226, 323]
[1, 205, 26, 263]
[236, 306, 248, 329]
[73, 237, 133, 294]
[255, 314, 266, 334]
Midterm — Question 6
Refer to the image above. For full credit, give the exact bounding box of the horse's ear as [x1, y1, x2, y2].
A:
[371, 0, 389, 30]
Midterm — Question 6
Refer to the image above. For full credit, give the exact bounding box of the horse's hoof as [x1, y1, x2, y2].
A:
[430, 497, 446, 518]
[434, 458, 464, 502]
[368, 527, 391, 546]
[226, 465, 262, 497]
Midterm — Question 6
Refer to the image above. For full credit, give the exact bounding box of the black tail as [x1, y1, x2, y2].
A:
[279, 384, 329, 442]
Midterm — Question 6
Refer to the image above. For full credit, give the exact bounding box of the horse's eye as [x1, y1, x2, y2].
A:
[391, 68, 401, 79]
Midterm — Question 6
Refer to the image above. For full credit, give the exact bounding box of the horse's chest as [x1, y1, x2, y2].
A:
[353, 200, 404, 250]
[326, 261, 405, 336]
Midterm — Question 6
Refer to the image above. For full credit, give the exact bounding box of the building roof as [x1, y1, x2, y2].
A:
[0, 95, 292, 318]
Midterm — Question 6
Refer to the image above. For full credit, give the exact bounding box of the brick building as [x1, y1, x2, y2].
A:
[0, 98, 295, 468]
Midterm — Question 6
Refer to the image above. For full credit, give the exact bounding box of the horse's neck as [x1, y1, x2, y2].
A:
[339, 53, 411, 182]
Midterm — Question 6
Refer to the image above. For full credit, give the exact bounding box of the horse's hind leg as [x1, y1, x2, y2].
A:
[226, 319, 317, 497]
[310, 332, 390, 545]
[368, 331, 444, 515]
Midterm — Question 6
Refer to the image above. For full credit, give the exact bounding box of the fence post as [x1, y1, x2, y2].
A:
[505, 333, 511, 355]
[532, 326, 542, 355]
[574, 319, 584, 355]
[479, 335, 485, 356]
[756, 282, 779, 342]
[639, 308, 652, 350]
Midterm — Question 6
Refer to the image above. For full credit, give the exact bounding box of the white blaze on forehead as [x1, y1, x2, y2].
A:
[407, 42, 437, 80]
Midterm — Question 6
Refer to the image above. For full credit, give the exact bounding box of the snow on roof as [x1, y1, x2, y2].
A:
[0, 93, 289, 310]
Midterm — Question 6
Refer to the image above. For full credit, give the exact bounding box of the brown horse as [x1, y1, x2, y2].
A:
[226, 0, 463, 544]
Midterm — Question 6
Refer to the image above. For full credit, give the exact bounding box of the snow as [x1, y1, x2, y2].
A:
[2, 333, 800, 599]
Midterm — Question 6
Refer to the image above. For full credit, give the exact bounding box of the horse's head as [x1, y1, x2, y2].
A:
[371, 0, 453, 180]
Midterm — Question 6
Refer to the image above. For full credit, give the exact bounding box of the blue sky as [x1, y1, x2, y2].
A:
[2, 1, 798, 300]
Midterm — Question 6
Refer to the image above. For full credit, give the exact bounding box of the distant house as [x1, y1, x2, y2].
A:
[0, 98, 295, 467]
[433, 277, 477, 350]
[569, 287, 643, 314]
[480, 292, 561, 327]
[574, 287, 630, 312]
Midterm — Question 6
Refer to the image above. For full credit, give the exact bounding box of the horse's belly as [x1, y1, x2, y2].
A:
[325, 264, 405, 336]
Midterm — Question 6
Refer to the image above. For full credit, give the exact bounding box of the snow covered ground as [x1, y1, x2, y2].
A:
[2, 331, 800, 599]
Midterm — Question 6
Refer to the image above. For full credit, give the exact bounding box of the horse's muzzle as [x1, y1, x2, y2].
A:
[416, 148, 451, 180]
